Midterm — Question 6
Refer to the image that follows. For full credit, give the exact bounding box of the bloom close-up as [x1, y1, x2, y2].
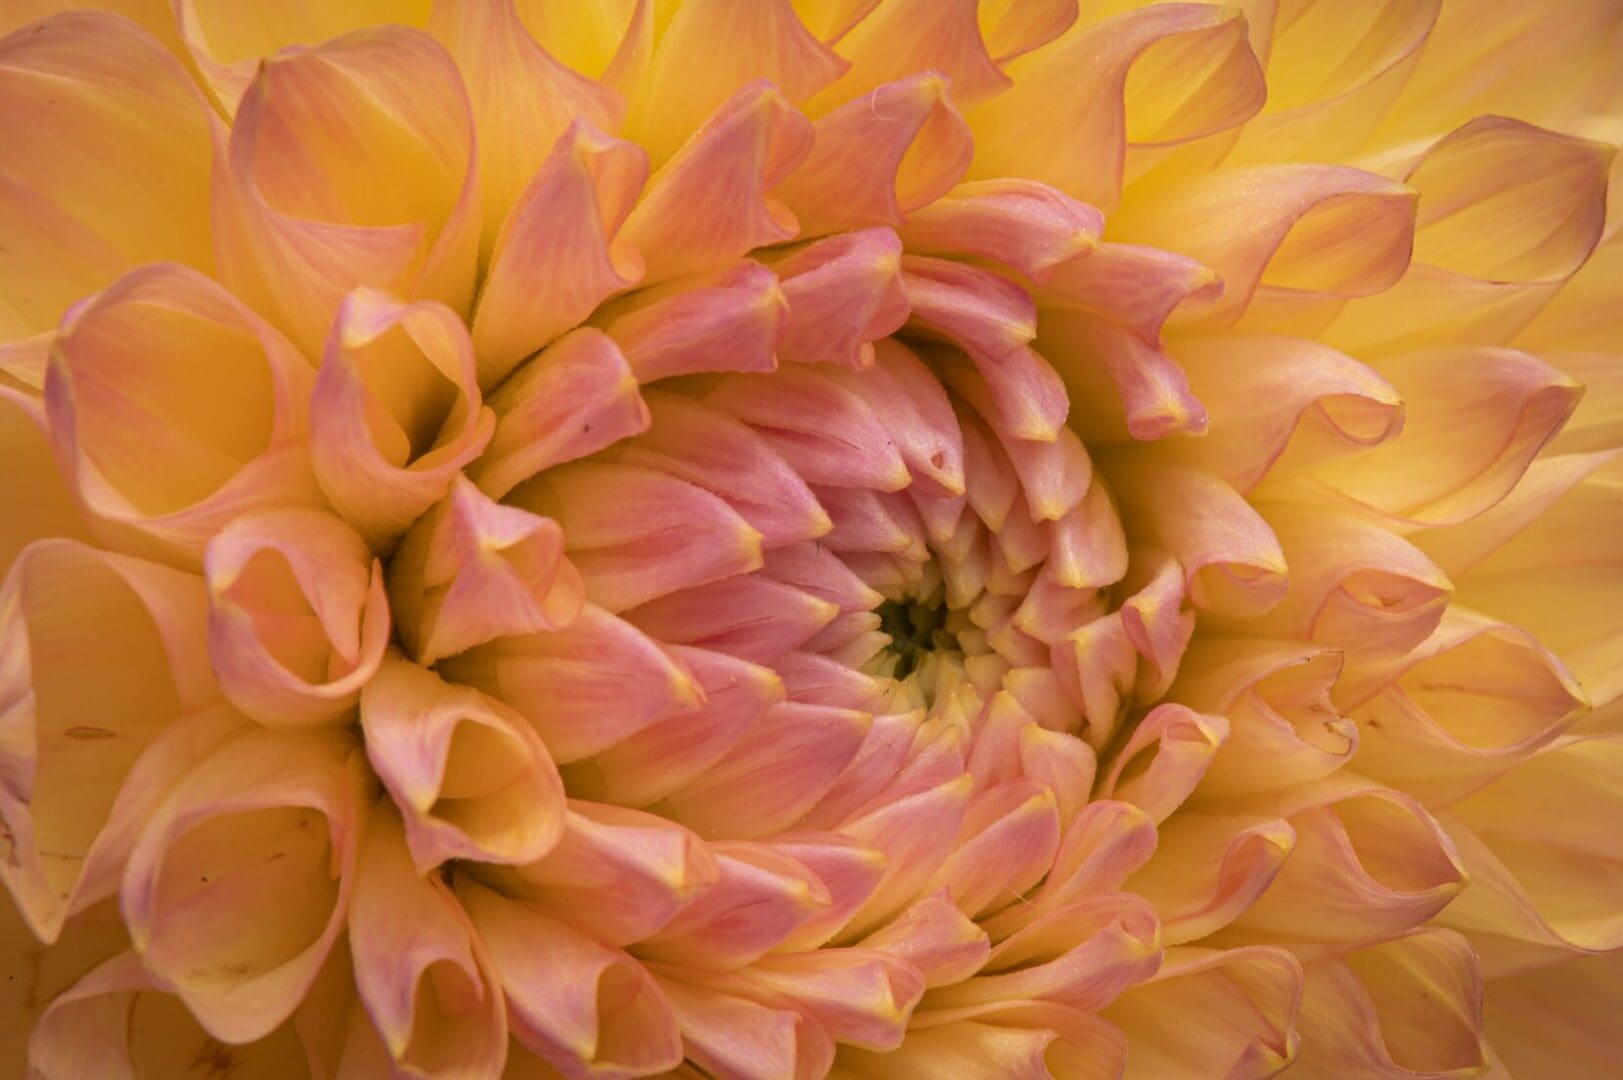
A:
[3, 0, 1622, 1076]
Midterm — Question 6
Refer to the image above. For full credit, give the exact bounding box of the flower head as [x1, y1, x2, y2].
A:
[3, 1, 1622, 1077]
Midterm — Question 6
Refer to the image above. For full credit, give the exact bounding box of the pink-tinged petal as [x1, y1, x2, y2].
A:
[388, 476, 583, 666]
[861, 889, 990, 988]
[1168, 640, 1357, 797]
[1306, 346, 1581, 526]
[814, 0, 1008, 108]
[849, 1007, 1123, 1080]
[922, 778, 1061, 918]
[458, 879, 683, 1078]
[1128, 813, 1296, 945]
[997, 423, 1092, 525]
[796, 710, 926, 831]
[776, 650, 888, 711]
[1324, 117, 1614, 353]
[827, 340, 967, 497]
[0, 541, 223, 940]
[1042, 478, 1129, 590]
[665, 702, 872, 840]
[626, 575, 838, 666]
[45, 263, 320, 564]
[0, 334, 48, 395]
[469, 121, 647, 386]
[770, 833, 888, 951]
[429, 0, 623, 249]
[1294, 929, 1487, 1079]
[778, 74, 972, 235]
[718, 948, 926, 1052]
[957, 407, 1021, 531]
[588, 645, 783, 807]
[473, 328, 649, 499]
[968, 4, 1264, 210]
[1230, 781, 1469, 950]
[639, 844, 832, 969]
[1432, 734, 1623, 973]
[214, 27, 479, 355]
[1018, 723, 1097, 831]
[348, 808, 507, 1079]
[1039, 312, 1209, 444]
[930, 893, 1162, 1012]
[1103, 946, 1303, 1079]
[979, 0, 1080, 62]
[359, 655, 563, 870]
[1167, 335, 1404, 493]
[655, 974, 831, 1080]
[766, 230, 909, 370]
[899, 179, 1102, 284]
[1108, 461, 1287, 617]
[509, 461, 764, 612]
[501, 800, 719, 946]
[0, 11, 213, 339]
[619, 391, 832, 549]
[902, 256, 1037, 366]
[940, 346, 1071, 452]
[627, 0, 845, 166]
[439, 602, 700, 764]
[204, 508, 389, 729]
[1099, 704, 1228, 824]
[602, 260, 785, 382]
[1112, 165, 1417, 330]
[705, 366, 911, 491]
[310, 289, 493, 549]
[812, 485, 926, 557]
[119, 726, 370, 1042]
[838, 775, 974, 938]
[620, 83, 813, 283]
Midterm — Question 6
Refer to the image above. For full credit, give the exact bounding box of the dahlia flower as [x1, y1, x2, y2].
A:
[3, 0, 1622, 1076]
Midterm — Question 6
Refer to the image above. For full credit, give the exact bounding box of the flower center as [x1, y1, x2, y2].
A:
[876, 592, 959, 679]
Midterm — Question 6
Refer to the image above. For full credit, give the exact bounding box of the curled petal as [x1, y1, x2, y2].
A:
[603, 260, 785, 382]
[639, 844, 832, 969]
[1294, 928, 1487, 1079]
[898, 179, 1103, 284]
[310, 289, 493, 549]
[0, 386, 88, 577]
[713, 948, 926, 1052]
[204, 508, 389, 728]
[902, 256, 1037, 367]
[45, 263, 319, 564]
[215, 26, 480, 355]
[458, 879, 684, 1077]
[359, 655, 564, 870]
[1127, 812, 1296, 945]
[922, 779, 1061, 918]
[1038, 303, 1209, 443]
[509, 460, 764, 612]
[0, 541, 220, 939]
[620, 82, 814, 283]
[815, 0, 1008, 108]
[471, 120, 646, 387]
[438, 603, 701, 764]
[1103, 946, 1303, 1079]
[861, 890, 991, 988]
[1099, 703, 1228, 823]
[348, 808, 507, 1078]
[969, 3, 1265, 210]
[777, 73, 973, 235]
[766, 229, 910, 370]
[0, 11, 213, 338]
[839, 775, 974, 938]
[656, 973, 833, 1080]
[388, 476, 584, 666]
[473, 328, 650, 500]
[119, 726, 370, 1042]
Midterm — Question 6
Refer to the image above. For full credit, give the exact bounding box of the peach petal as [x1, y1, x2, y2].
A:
[923, 778, 1061, 919]
[778, 74, 972, 235]
[620, 82, 813, 283]
[860, 889, 989, 988]
[901, 255, 1036, 367]
[602, 260, 785, 383]
[438, 603, 701, 764]
[0, 11, 213, 340]
[705, 366, 911, 491]
[469, 121, 647, 386]
[619, 390, 831, 549]
[665, 701, 872, 841]
[348, 808, 507, 1078]
[1099, 703, 1228, 824]
[1103, 946, 1303, 1079]
[899, 179, 1100, 284]
[119, 726, 370, 1043]
[969, 3, 1264, 210]
[215, 26, 479, 355]
[501, 800, 719, 946]
[310, 289, 494, 550]
[978, 0, 1080, 62]
[359, 655, 564, 870]
[1293, 928, 1487, 1079]
[387, 476, 584, 666]
[0, 540, 225, 940]
[1483, 950, 1623, 1077]
[765, 229, 910, 370]
[832, 339, 967, 495]
[1128, 812, 1296, 945]
[716, 948, 926, 1052]
[638, 844, 832, 969]
[655, 974, 829, 1080]
[458, 878, 683, 1078]
[204, 507, 389, 729]
[508, 460, 763, 613]
[45, 262, 320, 564]
[776, 650, 888, 711]
[627, 575, 838, 666]
[849, 1006, 1124, 1080]
[814, 0, 1008, 109]
[473, 327, 650, 499]
[1039, 307, 1209, 443]
[812, 485, 925, 557]
[838, 775, 974, 938]
[795, 711, 925, 831]
[429, 0, 623, 249]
